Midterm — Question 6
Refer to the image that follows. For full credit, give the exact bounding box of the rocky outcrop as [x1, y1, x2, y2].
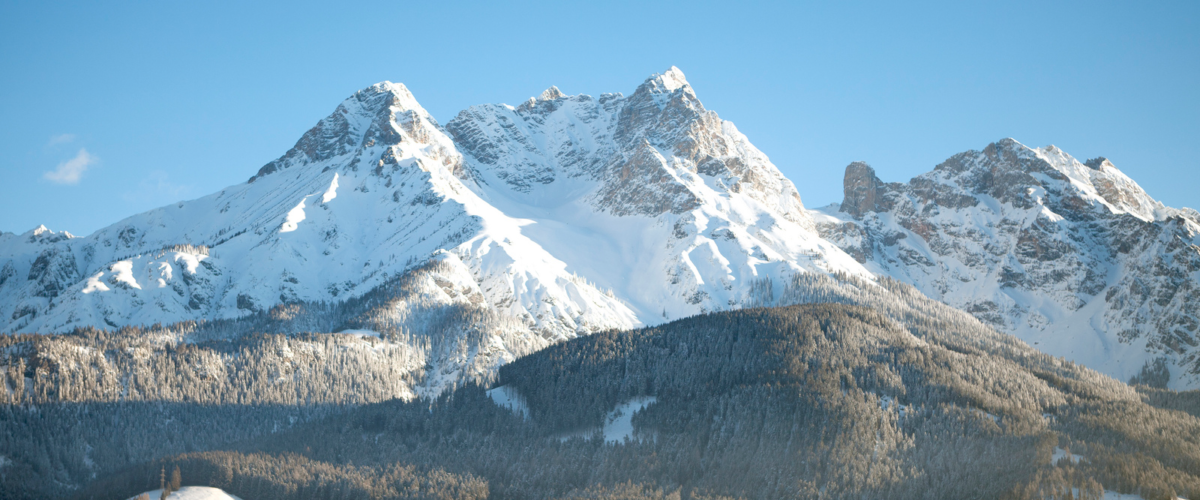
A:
[841, 162, 888, 218]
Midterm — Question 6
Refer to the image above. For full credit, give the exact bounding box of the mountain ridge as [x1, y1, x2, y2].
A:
[0, 68, 868, 337]
[814, 138, 1200, 388]
[2, 69, 1197, 389]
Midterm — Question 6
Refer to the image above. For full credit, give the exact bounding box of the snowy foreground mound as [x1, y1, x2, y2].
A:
[127, 487, 243, 500]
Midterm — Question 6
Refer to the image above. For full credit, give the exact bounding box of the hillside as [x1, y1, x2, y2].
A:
[69, 299, 1200, 500]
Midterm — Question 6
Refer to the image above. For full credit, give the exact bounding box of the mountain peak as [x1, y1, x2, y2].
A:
[657, 66, 689, 90]
[514, 86, 568, 113]
[248, 81, 449, 183]
[639, 66, 691, 94]
[538, 86, 565, 101]
[23, 224, 73, 244]
[358, 81, 423, 112]
[989, 137, 1031, 156]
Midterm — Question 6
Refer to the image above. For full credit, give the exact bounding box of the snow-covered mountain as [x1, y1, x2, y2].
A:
[445, 67, 866, 321]
[0, 68, 866, 351]
[814, 139, 1200, 388]
[3, 69, 1195, 390]
[0, 81, 636, 343]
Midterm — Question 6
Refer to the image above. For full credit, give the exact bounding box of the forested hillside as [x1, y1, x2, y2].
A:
[41, 299, 1200, 500]
[0, 259, 541, 499]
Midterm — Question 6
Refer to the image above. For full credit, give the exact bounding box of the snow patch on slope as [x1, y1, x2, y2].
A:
[602, 396, 656, 443]
[556, 396, 657, 444]
[321, 173, 339, 203]
[279, 198, 308, 233]
[486, 385, 530, 420]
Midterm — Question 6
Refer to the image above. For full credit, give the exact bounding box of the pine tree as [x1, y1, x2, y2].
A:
[159, 465, 169, 500]
[170, 465, 182, 492]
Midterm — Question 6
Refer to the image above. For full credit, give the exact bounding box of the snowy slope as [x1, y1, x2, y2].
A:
[814, 139, 1200, 388]
[447, 67, 869, 321]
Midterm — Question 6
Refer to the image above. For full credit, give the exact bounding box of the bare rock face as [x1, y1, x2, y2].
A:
[841, 162, 886, 218]
[815, 138, 1200, 388]
[595, 139, 700, 217]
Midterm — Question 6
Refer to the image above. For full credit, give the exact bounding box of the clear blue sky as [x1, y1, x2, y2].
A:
[2, 1, 1197, 236]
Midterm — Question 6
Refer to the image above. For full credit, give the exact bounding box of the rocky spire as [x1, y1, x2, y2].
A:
[841, 162, 885, 218]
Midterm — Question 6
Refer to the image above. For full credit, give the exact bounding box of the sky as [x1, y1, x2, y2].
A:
[1, 1, 1197, 236]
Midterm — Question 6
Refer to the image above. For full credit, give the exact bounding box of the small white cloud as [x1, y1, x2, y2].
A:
[44, 148, 97, 185]
[47, 134, 76, 146]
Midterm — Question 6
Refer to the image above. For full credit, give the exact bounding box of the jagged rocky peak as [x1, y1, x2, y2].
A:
[934, 139, 1171, 221]
[25, 225, 74, 244]
[249, 81, 458, 183]
[538, 86, 565, 101]
[516, 86, 568, 113]
[1084, 156, 1114, 170]
[617, 67, 707, 146]
[642, 65, 691, 94]
[618, 67, 812, 225]
[929, 138, 1039, 193]
[445, 66, 814, 227]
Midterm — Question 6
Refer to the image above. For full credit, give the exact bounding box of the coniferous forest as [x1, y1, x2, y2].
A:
[2, 272, 1199, 500]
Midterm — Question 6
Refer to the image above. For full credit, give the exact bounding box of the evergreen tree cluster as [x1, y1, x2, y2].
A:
[78, 451, 488, 500]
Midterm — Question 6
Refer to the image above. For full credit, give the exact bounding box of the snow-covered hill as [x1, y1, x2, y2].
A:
[814, 139, 1200, 388]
